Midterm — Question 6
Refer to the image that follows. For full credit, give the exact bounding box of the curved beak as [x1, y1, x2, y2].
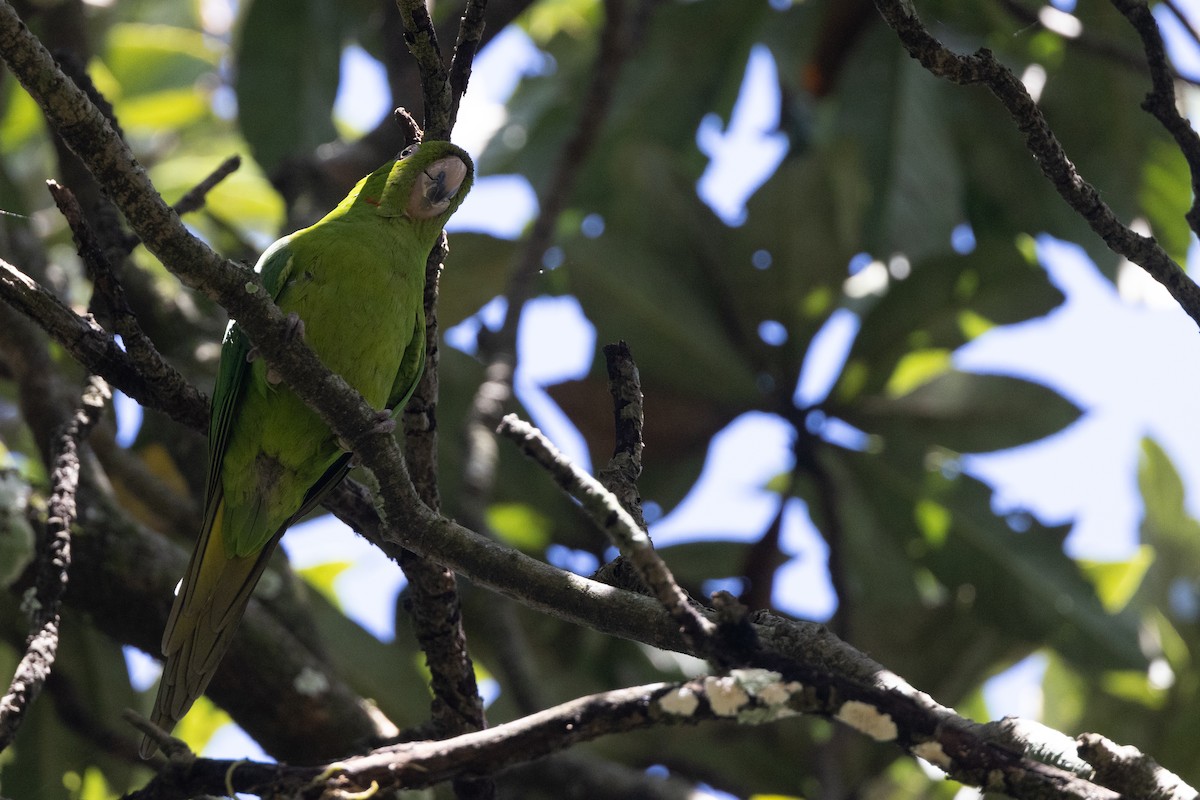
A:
[407, 156, 469, 220]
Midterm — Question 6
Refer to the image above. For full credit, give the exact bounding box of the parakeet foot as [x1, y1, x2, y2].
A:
[337, 411, 396, 464]
[264, 313, 307, 385]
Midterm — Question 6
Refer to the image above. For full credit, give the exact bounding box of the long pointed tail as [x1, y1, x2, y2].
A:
[141, 506, 276, 758]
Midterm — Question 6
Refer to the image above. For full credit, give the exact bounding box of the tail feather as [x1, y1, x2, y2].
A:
[140, 505, 278, 758]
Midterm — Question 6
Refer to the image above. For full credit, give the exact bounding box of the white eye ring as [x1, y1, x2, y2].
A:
[400, 143, 420, 159]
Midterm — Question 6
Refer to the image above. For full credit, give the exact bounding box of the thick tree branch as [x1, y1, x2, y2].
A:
[0, 374, 108, 749]
[125, 665, 1141, 800]
[872, 0, 1200, 330]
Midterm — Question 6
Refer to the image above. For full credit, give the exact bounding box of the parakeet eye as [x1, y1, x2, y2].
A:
[399, 143, 420, 160]
[406, 156, 468, 219]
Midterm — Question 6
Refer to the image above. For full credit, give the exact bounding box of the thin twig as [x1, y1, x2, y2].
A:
[871, 0, 1200, 330]
[0, 258, 209, 431]
[1109, 0, 1200, 235]
[46, 181, 206, 422]
[0, 374, 109, 749]
[596, 341, 647, 530]
[447, 0, 488, 129]
[396, 0, 452, 138]
[172, 155, 241, 216]
[1162, 0, 1200, 53]
[460, 0, 641, 526]
[497, 414, 719, 657]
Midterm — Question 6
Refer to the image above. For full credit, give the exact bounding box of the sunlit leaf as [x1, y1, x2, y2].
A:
[486, 502, 553, 551]
[1079, 545, 1155, 614]
[116, 88, 211, 130]
[1139, 139, 1192, 266]
[297, 561, 353, 610]
[173, 695, 233, 756]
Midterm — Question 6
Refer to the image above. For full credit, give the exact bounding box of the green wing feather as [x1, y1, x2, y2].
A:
[142, 142, 472, 757]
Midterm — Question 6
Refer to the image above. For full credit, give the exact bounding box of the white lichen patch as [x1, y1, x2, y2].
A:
[836, 700, 898, 742]
[293, 666, 330, 697]
[704, 675, 751, 717]
[912, 740, 952, 770]
[659, 686, 700, 717]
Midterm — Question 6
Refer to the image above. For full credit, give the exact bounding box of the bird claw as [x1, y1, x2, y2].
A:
[256, 314, 306, 385]
[283, 312, 305, 342]
[337, 412, 395, 466]
[371, 410, 396, 435]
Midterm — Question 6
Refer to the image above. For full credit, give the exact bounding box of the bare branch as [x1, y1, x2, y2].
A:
[1109, 0, 1200, 235]
[597, 341, 647, 529]
[871, 0, 1200, 329]
[46, 181, 207, 422]
[0, 374, 109, 749]
[0, 257, 208, 431]
[497, 414, 719, 657]
[396, 0, 452, 138]
[448, 0, 488, 129]
[170, 155, 241, 217]
[461, 0, 642, 525]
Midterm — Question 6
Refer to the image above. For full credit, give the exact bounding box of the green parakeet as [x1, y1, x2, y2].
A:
[142, 141, 473, 757]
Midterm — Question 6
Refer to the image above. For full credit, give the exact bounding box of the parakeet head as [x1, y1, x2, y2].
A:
[377, 140, 474, 224]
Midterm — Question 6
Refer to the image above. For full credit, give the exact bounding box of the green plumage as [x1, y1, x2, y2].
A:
[143, 141, 473, 757]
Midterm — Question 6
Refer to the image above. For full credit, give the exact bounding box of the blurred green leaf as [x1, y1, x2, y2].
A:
[1079, 545, 1155, 614]
[235, 0, 342, 173]
[1139, 139, 1192, 267]
[836, 238, 1063, 402]
[486, 502, 553, 551]
[840, 371, 1082, 454]
[103, 23, 222, 97]
[117, 88, 210, 130]
[174, 695, 233, 755]
[439, 232, 518, 327]
[296, 560, 353, 611]
[829, 25, 964, 263]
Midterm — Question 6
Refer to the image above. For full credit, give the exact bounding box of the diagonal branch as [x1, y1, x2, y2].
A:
[0, 257, 208, 432]
[497, 414, 720, 659]
[460, 0, 642, 529]
[871, 0, 1200, 330]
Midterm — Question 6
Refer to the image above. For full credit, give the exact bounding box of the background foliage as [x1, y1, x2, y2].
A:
[0, 0, 1197, 797]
